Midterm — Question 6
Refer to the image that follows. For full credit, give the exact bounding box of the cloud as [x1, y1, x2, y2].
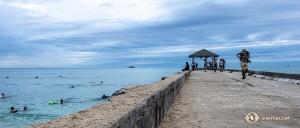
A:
[8, 0, 170, 22]
[0, 0, 300, 68]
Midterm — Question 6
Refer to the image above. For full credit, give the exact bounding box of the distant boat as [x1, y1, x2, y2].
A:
[128, 66, 135, 68]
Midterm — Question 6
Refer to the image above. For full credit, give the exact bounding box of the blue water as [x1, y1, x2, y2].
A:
[0, 68, 180, 128]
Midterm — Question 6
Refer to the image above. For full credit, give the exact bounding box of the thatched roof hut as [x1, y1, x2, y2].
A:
[189, 49, 219, 58]
[188, 49, 219, 64]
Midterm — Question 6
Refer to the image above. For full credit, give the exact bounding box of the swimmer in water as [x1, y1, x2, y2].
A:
[60, 99, 64, 104]
[10, 107, 18, 113]
[101, 95, 110, 99]
[1, 93, 5, 98]
[23, 106, 27, 111]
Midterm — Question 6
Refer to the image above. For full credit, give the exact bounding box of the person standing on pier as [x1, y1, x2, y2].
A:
[213, 58, 218, 72]
[191, 62, 196, 70]
[237, 49, 250, 79]
[219, 59, 224, 72]
[203, 58, 208, 72]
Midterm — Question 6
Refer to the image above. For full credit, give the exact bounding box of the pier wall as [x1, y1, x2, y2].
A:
[224, 69, 300, 80]
[109, 70, 191, 128]
[195, 68, 299, 79]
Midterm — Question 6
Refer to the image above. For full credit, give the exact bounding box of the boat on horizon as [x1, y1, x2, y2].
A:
[128, 66, 135, 68]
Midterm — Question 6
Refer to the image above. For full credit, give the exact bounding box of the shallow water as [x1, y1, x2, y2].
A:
[0, 68, 180, 128]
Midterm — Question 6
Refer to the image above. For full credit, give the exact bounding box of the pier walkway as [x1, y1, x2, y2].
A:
[159, 70, 300, 128]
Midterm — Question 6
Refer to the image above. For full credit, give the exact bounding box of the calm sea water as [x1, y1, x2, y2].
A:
[0, 68, 180, 128]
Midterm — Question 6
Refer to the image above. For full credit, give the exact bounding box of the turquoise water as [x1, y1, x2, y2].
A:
[0, 68, 180, 128]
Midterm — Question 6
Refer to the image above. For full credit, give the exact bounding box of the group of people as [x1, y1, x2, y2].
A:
[2, 92, 65, 113]
[182, 48, 251, 79]
[203, 58, 226, 72]
[10, 106, 27, 113]
[182, 58, 225, 72]
[2, 93, 26, 113]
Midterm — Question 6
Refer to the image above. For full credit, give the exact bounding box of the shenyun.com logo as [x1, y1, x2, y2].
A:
[245, 112, 260, 124]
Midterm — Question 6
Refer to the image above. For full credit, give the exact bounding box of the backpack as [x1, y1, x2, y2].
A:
[245, 51, 251, 63]
[240, 51, 251, 63]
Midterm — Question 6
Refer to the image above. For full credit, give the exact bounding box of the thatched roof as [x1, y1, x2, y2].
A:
[188, 49, 219, 58]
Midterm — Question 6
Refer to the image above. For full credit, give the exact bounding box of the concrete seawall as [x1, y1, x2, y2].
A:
[110, 70, 191, 128]
[225, 69, 300, 79]
[197, 68, 300, 79]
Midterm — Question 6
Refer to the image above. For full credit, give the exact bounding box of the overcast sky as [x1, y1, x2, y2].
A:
[0, 0, 299, 68]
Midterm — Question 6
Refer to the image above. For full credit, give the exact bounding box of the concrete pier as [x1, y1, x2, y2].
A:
[159, 70, 300, 128]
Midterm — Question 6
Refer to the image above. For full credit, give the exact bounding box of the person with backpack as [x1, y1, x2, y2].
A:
[237, 49, 250, 79]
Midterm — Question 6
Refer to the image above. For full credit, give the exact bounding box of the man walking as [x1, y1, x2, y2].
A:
[237, 49, 250, 79]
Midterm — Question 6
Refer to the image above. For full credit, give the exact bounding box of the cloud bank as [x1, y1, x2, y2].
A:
[0, 0, 299, 68]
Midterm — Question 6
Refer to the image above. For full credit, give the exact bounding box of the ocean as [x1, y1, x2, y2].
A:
[0, 68, 180, 128]
[0, 67, 299, 128]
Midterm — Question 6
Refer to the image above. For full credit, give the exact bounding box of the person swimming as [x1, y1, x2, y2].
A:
[1, 93, 5, 98]
[23, 106, 27, 111]
[10, 107, 18, 113]
[101, 95, 110, 99]
[60, 99, 64, 104]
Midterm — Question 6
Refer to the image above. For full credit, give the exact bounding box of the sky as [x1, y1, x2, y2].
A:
[0, 0, 299, 68]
